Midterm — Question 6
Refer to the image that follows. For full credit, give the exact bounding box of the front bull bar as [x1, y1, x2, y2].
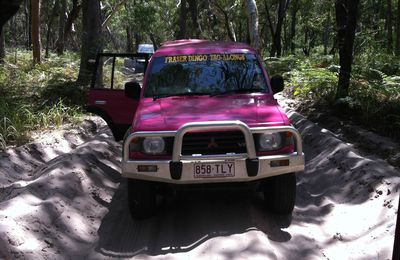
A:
[122, 121, 304, 183]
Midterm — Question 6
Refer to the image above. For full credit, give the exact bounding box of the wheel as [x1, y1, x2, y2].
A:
[262, 173, 296, 214]
[127, 179, 156, 219]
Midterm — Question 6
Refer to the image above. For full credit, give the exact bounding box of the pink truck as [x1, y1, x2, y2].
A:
[87, 40, 305, 219]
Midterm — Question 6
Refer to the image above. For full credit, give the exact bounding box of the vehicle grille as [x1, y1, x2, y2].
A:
[181, 131, 247, 155]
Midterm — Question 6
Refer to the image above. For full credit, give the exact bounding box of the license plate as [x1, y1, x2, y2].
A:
[193, 162, 235, 178]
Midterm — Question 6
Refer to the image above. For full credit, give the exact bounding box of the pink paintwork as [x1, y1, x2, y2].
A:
[153, 40, 254, 57]
[132, 94, 290, 131]
[131, 40, 291, 132]
[87, 89, 138, 125]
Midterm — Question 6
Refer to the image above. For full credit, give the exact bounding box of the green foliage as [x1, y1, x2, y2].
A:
[0, 50, 83, 150]
[350, 76, 400, 137]
[264, 55, 301, 76]
[273, 51, 400, 139]
[265, 55, 338, 104]
[284, 66, 338, 104]
[348, 51, 400, 137]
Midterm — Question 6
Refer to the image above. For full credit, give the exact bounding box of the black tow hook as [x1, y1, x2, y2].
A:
[169, 161, 183, 180]
[246, 158, 259, 177]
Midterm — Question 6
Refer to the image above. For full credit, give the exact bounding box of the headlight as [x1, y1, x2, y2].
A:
[143, 137, 165, 154]
[258, 133, 282, 151]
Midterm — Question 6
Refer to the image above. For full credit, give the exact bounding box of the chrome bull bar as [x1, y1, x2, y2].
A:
[123, 120, 303, 162]
[122, 121, 304, 182]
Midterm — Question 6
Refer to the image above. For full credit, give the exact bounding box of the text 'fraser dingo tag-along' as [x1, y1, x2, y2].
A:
[164, 54, 246, 63]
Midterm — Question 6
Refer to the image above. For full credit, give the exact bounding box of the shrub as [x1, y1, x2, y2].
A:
[272, 53, 400, 140]
[284, 68, 338, 104]
[264, 55, 300, 76]
[0, 50, 84, 150]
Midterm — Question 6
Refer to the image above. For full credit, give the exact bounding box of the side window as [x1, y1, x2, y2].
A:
[94, 56, 144, 89]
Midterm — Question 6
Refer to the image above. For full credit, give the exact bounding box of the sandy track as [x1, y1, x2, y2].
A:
[0, 110, 399, 259]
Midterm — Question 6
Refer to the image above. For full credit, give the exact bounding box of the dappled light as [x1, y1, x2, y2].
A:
[1, 0, 400, 258]
[0, 110, 398, 259]
[0, 117, 120, 258]
[94, 184, 294, 258]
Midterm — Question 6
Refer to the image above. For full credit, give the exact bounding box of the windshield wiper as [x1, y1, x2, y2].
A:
[153, 92, 209, 100]
[210, 88, 264, 97]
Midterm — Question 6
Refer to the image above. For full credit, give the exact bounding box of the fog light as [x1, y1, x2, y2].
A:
[137, 165, 158, 172]
[270, 159, 290, 167]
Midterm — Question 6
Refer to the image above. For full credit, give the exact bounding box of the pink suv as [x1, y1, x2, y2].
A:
[87, 40, 305, 219]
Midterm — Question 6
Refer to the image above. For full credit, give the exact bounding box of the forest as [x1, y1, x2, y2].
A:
[0, 0, 400, 149]
[1, 1, 400, 259]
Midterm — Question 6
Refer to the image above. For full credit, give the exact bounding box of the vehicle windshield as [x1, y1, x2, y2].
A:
[144, 53, 269, 98]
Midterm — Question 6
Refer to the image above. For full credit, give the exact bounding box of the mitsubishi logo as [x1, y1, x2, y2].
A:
[207, 137, 219, 148]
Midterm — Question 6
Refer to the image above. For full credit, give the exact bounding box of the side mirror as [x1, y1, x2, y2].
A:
[125, 81, 141, 99]
[270, 75, 284, 94]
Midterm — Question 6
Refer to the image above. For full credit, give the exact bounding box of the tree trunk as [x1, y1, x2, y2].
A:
[177, 0, 188, 39]
[56, 0, 67, 55]
[64, 0, 81, 41]
[77, 0, 102, 85]
[397, 0, 400, 55]
[106, 25, 119, 51]
[149, 33, 159, 50]
[45, 0, 58, 58]
[223, 10, 235, 41]
[335, 0, 360, 99]
[303, 28, 309, 56]
[0, 27, 5, 62]
[265, 1, 275, 48]
[134, 33, 141, 52]
[329, 35, 338, 55]
[245, 0, 261, 54]
[31, 0, 41, 64]
[205, 0, 216, 39]
[238, 21, 243, 42]
[270, 0, 289, 57]
[126, 26, 133, 52]
[323, 11, 331, 55]
[188, 0, 201, 38]
[290, 0, 299, 54]
[24, 0, 31, 48]
[387, 0, 393, 53]
[283, 18, 289, 54]
[215, 3, 236, 41]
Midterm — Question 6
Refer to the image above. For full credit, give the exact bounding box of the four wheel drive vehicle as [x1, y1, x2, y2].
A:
[137, 43, 155, 55]
[86, 40, 305, 219]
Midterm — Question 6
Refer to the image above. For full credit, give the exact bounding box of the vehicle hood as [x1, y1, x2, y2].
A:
[132, 94, 290, 131]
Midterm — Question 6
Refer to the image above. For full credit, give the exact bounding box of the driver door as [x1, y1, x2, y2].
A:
[86, 53, 149, 141]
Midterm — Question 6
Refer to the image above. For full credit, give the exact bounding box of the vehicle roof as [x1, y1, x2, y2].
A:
[153, 39, 256, 57]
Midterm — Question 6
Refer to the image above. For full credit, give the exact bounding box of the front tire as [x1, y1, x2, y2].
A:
[127, 179, 156, 219]
[262, 173, 296, 214]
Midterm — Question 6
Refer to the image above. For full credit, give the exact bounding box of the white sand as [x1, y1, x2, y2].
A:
[0, 108, 398, 259]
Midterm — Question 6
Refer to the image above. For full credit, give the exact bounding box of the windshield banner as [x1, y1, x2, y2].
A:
[165, 54, 246, 63]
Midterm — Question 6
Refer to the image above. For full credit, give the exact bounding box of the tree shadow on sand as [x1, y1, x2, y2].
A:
[94, 179, 294, 258]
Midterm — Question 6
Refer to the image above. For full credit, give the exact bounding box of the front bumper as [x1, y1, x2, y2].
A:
[122, 121, 305, 184]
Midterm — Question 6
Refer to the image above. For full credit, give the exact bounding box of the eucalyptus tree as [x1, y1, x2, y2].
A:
[31, 0, 41, 64]
[397, 0, 400, 55]
[77, 0, 102, 85]
[335, 0, 360, 99]
[56, 0, 67, 55]
[245, 0, 261, 53]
